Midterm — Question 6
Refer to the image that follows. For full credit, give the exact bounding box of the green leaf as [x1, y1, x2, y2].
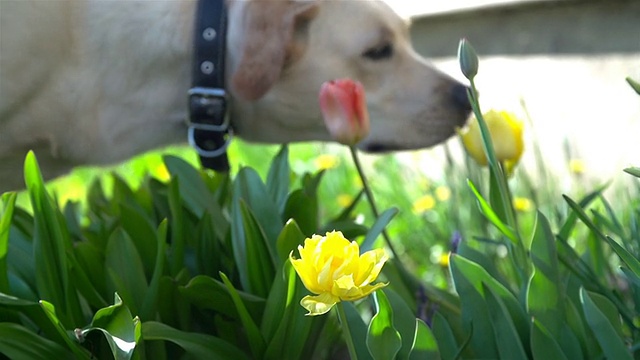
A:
[626, 76, 640, 95]
[0, 294, 73, 352]
[527, 211, 563, 335]
[564, 294, 597, 358]
[283, 189, 318, 237]
[167, 177, 187, 275]
[431, 312, 458, 360]
[163, 155, 212, 215]
[450, 255, 528, 339]
[261, 263, 296, 346]
[360, 208, 398, 252]
[531, 319, 568, 360]
[105, 229, 149, 316]
[230, 199, 276, 297]
[263, 262, 317, 360]
[180, 275, 265, 323]
[483, 284, 528, 359]
[67, 243, 109, 309]
[39, 300, 92, 359]
[605, 235, 640, 278]
[118, 203, 158, 277]
[558, 186, 606, 241]
[194, 210, 222, 277]
[163, 155, 227, 239]
[142, 321, 250, 360]
[220, 272, 266, 358]
[488, 168, 508, 225]
[409, 319, 440, 360]
[233, 167, 283, 245]
[467, 180, 518, 244]
[0, 193, 17, 293]
[343, 301, 374, 360]
[367, 290, 402, 360]
[266, 145, 290, 212]
[80, 293, 141, 360]
[450, 258, 498, 359]
[24, 151, 83, 327]
[624, 167, 640, 178]
[276, 219, 306, 264]
[384, 288, 417, 360]
[140, 220, 168, 321]
[0, 323, 72, 360]
[579, 288, 631, 360]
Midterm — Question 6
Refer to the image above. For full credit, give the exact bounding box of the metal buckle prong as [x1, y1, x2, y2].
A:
[188, 127, 233, 158]
[188, 87, 226, 98]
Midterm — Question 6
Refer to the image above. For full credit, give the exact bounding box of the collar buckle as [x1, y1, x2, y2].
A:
[187, 86, 233, 160]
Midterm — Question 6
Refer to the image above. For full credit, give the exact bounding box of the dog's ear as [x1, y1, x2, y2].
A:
[231, 0, 318, 101]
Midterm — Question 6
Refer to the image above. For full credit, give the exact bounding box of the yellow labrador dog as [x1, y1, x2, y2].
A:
[0, 0, 471, 191]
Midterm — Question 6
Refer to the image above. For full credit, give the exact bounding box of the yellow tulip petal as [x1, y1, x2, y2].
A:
[340, 282, 388, 302]
[290, 255, 322, 294]
[300, 293, 339, 316]
[355, 249, 388, 286]
[317, 255, 335, 290]
[333, 275, 363, 299]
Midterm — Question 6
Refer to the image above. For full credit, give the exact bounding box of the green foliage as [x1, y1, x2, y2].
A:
[0, 149, 367, 359]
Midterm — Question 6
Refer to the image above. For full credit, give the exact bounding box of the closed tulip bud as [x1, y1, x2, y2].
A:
[458, 38, 479, 80]
[459, 110, 524, 168]
[319, 79, 370, 146]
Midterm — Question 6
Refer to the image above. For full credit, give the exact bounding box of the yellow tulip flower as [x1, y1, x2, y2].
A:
[459, 110, 524, 168]
[290, 231, 388, 316]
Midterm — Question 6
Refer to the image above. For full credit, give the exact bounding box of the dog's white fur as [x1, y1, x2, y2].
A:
[0, 0, 470, 191]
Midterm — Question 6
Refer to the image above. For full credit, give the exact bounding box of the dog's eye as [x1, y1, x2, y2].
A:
[362, 43, 393, 60]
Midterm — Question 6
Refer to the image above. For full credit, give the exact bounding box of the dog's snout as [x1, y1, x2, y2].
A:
[450, 83, 472, 114]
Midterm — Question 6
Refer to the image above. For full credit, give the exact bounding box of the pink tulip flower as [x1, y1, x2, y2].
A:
[318, 79, 370, 146]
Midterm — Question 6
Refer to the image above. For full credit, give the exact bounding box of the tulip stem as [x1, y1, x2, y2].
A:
[349, 146, 400, 260]
[336, 302, 359, 360]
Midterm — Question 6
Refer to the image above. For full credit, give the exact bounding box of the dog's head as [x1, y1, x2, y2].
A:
[225, 0, 471, 152]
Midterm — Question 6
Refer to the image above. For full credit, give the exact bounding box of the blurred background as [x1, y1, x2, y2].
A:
[388, 0, 640, 181]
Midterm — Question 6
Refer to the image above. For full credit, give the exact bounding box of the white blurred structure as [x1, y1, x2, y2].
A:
[386, 0, 640, 184]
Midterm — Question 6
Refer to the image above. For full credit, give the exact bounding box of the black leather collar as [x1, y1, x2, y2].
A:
[188, 0, 232, 172]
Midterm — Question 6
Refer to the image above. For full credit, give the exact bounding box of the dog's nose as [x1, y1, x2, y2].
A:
[450, 83, 473, 113]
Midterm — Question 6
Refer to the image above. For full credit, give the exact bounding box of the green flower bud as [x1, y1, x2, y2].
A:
[458, 38, 479, 80]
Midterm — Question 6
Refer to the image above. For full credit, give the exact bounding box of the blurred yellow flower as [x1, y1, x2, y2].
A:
[290, 231, 388, 316]
[569, 159, 586, 175]
[412, 194, 436, 214]
[154, 163, 171, 182]
[315, 154, 340, 170]
[435, 186, 451, 202]
[337, 194, 353, 208]
[513, 197, 533, 212]
[459, 110, 524, 168]
[439, 253, 451, 267]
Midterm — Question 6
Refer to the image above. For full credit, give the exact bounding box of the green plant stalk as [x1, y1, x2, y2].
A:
[336, 302, 358, 360]
[467, 79, 529, 277]
[349, 146, 400, 260]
